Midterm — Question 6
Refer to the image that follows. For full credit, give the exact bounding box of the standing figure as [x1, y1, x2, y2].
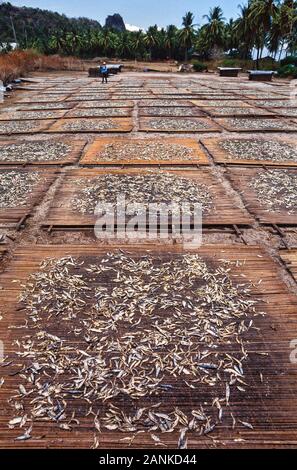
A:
[100, 62, 108, 84]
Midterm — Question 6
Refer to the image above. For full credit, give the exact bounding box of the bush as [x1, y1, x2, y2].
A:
[0, 49, 85, 85]
[192, 60, 207, 72]
[220, 58, 238, 67]
[280, 56, 297, 67]
[277, 64, 297, 78]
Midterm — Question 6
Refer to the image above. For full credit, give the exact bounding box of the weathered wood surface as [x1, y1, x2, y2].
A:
[0, 244, 296, 448]
[42, 168, 253, 229]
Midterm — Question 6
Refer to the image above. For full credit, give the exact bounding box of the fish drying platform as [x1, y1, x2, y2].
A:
[0, 71, 297, 449]
[0, 244, 297, 448]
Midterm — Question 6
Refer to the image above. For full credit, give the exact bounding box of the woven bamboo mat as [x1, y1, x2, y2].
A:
[0, 244, 296, 448]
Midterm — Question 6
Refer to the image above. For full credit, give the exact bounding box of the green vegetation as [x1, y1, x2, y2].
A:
[0, 1, 296, 72]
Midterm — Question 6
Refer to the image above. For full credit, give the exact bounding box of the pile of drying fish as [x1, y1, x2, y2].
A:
[145, 118, 211, 131]
[0, 170, 41, 208]
[10, 111, 60, 120]
[59, 119, 117, 132]
[220, 139, 297, 162]
[223, 117, 296, 130]
[69, 108, 129, 118]
[80, 101, 132, 108]
[209, 107, 269, 116]
[0, 121, 40, 134]
[99, 142, 198, 162]
[142, 108, 198, 117]
[20, 102, 74, 110]
[249, 169, 297, 213]
[8, 251, 263, 446]
[71, 172, 214, 215]
[140, 100, 191, 107]
[199, 100, 243, 107]
[0, 141, 72, 163]
[275, 108, 297, 116]
[252, 100, 293, 108]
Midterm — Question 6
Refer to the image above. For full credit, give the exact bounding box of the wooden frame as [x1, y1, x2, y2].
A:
[0, 120, 53, 135]
[139, 117, 221, 133]
[0, 167, 58, 228]
[80, 137, 210, 166]
[201, 137, 297, 168]
[47, 118, 133, 133]
[0, 244, 296, 448]
[214, 117, 297, 132]
[42, 167, 253, 229]
[0, 138, 86, 166]
[226, 167, 297, 225]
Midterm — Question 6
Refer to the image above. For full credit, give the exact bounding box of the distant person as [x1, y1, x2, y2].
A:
[100, 62, 108, 84]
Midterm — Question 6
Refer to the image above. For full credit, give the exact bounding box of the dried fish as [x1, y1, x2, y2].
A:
[0, 141, 72, 163]
[0, 170, 42, 208]
[220, 139, 297, 163]
[249, 169, 297, 213]
[98, 142, 198, 162]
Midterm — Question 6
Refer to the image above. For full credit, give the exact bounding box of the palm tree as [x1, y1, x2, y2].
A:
[178, 11, 195, 62]
[164, 24, 177, 59]
[233, 4, 254, 60]
[116, 31, 132, 58]
[144, 25, 159, 59]
[248, 0, 278, 67]
[202, 6, 226, 58]
[130, 30, 145, 59]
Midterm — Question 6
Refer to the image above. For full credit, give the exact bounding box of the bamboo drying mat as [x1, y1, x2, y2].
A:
[47, 118, 133, 134]
[0, 110, 67, 121]
[0, 120, 54, 135]
[139, 117, 221, 133]
[42, 167, 252, 229]
[0, 139, 86, 166]
[201, 137, 297, 168]
[226, 167, 297, 225]
[0, 244, 296, 448]
[214, 117, 297, 132]
[0, 167, 58, 228]
[80, 137, 210, 166]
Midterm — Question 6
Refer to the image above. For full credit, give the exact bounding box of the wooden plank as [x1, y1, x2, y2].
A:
[226, 167, 297, 225]
[43, 168, 252, 228]
[201, 137, 297, 168]
[80, 137, 210, 166]
[0, 244, 296, 448]
[139, 117, 221, 133]
[0, 138, 86, 166]
[47, 118, 133, 133]
[280, 249, 297, 282]
[0, 167, 58, 227]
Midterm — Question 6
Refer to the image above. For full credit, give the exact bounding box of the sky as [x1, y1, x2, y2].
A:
[10, 0, 243, 30]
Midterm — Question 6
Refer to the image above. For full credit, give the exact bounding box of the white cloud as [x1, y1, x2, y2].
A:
[125, 23, 141, 32]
